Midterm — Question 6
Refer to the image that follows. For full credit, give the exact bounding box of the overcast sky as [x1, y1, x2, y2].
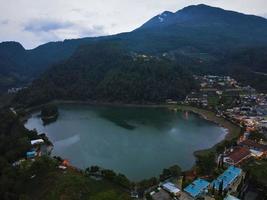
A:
[1, 0, 266, 49]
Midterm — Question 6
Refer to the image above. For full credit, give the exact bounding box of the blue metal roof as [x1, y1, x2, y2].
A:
[212, 166, 242, 190]
[26, 151, 36, 158]
[184, 178, 210, 198]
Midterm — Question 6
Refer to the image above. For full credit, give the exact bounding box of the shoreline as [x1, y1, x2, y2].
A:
[174, 105, 241, 156]
[23, 101, 241, 177]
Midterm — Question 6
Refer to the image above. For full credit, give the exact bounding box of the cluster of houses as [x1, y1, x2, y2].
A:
[185, 75, 241, 107]
[224, 98, 267, 135]
[7, 87, 26, 94]
[149, 166, 243, 200]
[184, 75, 260, 108]
[183, 166, 243, 200]
[26, 139, 45, 159]
[221, 136, 267, 166]
[184, 75, 267, 137]
[177, 136, 265, 200]
[13, 138, 52, 167]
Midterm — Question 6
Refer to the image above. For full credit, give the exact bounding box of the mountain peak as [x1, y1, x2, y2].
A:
[182, 4, 213, 9]
[0, 41, 25, 50]
[177, 4, 225, 15]
[0, 41, 25, 55]
[139, 4, 267, 30]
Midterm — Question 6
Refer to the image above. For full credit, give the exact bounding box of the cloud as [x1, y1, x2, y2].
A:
[22, 18, 107, 44]
[80, 25, 106, 36]
[0, 19, 9, 25]
[24, 19, 74, 33]
[0, 0, 266, 49]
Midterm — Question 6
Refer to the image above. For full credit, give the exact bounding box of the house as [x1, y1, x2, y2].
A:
[166, 99, 178, 104]
[239, 139, 267, 157]
[58, 165, 67, 170]
[258, 120, 267, 130]
[185, 93, 201, 104]
[211, 166, 242, 191]
[224, 146, 251, 166]
[62, 159, 70, 166]
[26, 151, 37, 159]
[31, 139, 44, 146]
[184, 179, 210, 199]
[162, 182, 181, 196]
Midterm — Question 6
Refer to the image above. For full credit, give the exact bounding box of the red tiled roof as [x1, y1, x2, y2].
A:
[227, 147, 251, 164]
[239, 139, 267, 151]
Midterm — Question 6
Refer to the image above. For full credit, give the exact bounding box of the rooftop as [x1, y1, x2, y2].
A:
[225, 146, 251, 164]
[162, 182, 180, 194]
[212, 166, 242, 190]
[184, 178, 210, 198]
[239, 139, 267, 151]
[31, 139, 44, 145]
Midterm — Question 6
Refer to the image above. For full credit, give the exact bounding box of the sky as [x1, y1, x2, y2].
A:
[1, 0, 267, 49]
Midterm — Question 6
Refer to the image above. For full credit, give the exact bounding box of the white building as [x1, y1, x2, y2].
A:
[162, 182, 180, 196]
[31, 139, 44, 145]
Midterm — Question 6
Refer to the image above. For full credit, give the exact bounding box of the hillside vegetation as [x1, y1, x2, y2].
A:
[15, 43, 198, 107]
[0, 109, 131, 200]
[1, 4, 267, 93]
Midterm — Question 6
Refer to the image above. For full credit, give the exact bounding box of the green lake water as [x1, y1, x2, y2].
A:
[25, 104, 226, 181]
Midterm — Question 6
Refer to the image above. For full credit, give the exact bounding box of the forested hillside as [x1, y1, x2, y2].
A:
[15, 43, 198, 107]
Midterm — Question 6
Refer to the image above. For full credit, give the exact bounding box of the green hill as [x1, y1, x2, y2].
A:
[15, 43, 197, 107]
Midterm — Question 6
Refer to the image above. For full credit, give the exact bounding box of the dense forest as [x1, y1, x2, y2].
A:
[0, 109, 36, 198]
[14, 43, 198, 107]
[13, 42, 267, 107]
[209, 47, 267, 92]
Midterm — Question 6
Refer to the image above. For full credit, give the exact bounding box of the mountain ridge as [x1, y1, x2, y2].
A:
[1, 4, 267, 93]
[139, 4, 267, 29]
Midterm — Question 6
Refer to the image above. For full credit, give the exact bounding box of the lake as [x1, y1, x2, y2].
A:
[25, 104, 226, 181]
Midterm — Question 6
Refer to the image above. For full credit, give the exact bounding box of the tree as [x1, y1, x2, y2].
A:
[181, 174, 186, 189]
[237, 176, 244, 198]
[196, 152, 216, 175]
[211, 184, 215, 195]
[101, 169, 116, 181]
[169, 165, 182, 177]
[219, 180, 224, 196]
[114, 173, 131, 189]
[90, 165, 100, 173]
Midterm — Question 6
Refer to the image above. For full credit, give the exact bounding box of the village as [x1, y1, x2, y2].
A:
[144, 75, 267, 200]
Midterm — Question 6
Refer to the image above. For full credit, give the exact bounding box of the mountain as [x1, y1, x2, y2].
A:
[14, 43, 198, 107]
[0, 38, 97, 92]
[141, 4, 267, 29]
[2, 4, 267, 94]
[132, 4, 267, 54]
